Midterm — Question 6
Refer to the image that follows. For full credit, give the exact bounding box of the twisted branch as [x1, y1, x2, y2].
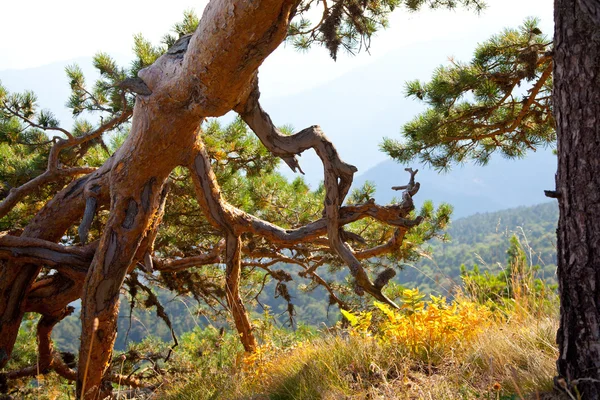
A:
[235, 82, 424, 307]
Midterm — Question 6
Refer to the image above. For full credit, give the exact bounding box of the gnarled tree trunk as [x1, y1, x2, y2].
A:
[75, 1, 295, 397]
[1, 1, 427, 398]
[554, 0, 600, 397]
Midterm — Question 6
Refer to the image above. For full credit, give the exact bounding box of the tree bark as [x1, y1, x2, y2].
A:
[1, 1, 428, 396]
[76, 102, 195, 398]
[0, 163, 110, 369]
[225, 234, 257, 352]
[554, 0, 600, 396]
[74, 1, 296, 397]
[4, 306, 74, 380]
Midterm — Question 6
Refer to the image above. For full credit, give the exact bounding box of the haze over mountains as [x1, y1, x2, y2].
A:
[354, 149, 556, 219]
[0, 41, 557, 220]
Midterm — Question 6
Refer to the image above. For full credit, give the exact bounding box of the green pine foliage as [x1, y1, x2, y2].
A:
[287, 0, 485, 60]
[382, 18, 554, 170]
[0, 86, 51, 190]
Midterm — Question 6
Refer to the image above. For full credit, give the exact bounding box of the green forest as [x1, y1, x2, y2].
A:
[403, 201, 558, 293]
[41, 201, 557, 355]
[1, 0, 598, 398]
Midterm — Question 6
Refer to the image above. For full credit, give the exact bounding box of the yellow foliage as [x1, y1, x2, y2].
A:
[340, 308, 372, 335]
[344, 288, 491, 363]
[162, 285, 559, 400]
[241, 343, 275, 383]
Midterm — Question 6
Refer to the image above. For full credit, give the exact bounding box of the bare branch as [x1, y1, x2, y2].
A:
[235, 83, 426, 308]
[0, 233, 96, 278]
[46, 110, 132, 171]
[154, 239, 224, 272]
[0, 167, 96, 219]
[2, 101, 74, 139]
[0, 108, 131, 219]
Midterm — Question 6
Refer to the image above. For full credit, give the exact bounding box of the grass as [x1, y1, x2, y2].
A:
[5, 299, 565, 399]
[6, 236, 568, 399]
[161, 295, 563, 400]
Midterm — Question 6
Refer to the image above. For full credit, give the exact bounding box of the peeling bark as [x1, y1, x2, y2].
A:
[79, 197, 98, 245]
[77, 174, 172, 398]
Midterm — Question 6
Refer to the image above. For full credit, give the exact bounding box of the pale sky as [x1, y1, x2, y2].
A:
[0, 0, 554, 186]
[1, 0, 553, 97]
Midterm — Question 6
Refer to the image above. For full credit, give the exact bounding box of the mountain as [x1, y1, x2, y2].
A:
[353, 148, 557, 219]
[398, 202, 559, 294]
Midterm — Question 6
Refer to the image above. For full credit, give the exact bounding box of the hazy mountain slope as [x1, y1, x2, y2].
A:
[354, 148, 556, 219]
[398, 202, 559, 294]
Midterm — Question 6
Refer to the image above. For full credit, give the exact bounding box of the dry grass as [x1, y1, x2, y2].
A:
[161, 298, 564, 400]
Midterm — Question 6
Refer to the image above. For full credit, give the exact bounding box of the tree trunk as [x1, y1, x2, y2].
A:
[225, 234, 257, 352]
[188, 138, 259, 350]
[2, 0, 422, 395]
[554, 0, 600, 396]
[76, 103, 198, 398]
[74, 1, 295, 397]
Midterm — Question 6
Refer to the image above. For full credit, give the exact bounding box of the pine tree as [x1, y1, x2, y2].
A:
[384, 10, 600, 397]
[382, 18, 554, 170]
[0, 2, 484, 397]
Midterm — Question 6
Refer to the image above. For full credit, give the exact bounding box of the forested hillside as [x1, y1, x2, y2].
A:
[47, 202, 558, 354]
[400, 202, 558, 294]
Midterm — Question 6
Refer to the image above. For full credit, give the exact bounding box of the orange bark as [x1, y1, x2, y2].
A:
[75, 1, 296, 397]
[1, 2, 427, 397]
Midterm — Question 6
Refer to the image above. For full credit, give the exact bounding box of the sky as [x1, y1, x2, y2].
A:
[1, 0, 553, 96]
[0, 0, 555, 192]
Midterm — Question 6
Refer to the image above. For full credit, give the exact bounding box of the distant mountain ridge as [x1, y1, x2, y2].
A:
[353, 148, 557, 219]
[398, 201, 559, 294]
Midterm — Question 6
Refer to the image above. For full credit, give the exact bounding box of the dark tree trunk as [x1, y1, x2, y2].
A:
[554, 0, 600, 396]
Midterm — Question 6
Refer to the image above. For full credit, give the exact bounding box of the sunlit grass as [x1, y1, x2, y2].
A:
[162, 290, 560, 400]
